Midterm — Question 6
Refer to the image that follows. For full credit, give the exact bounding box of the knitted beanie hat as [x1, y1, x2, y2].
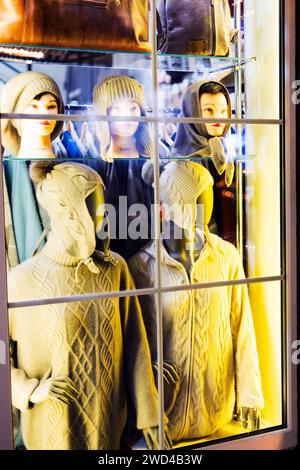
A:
[0, 71, 64, 155]
[160, 161, 214, 229]
[93, 75, 152, 161]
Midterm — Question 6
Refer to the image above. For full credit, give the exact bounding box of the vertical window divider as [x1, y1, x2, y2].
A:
[150, 0, 166, 451]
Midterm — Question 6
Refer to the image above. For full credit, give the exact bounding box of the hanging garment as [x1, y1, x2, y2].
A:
[128, 229, 264, 442]
[90, 158, 154, 260]
[3, 160, 43, 263]
[3, 171, 19, 269]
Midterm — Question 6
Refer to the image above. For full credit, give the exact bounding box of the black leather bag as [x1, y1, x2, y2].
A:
[157, 0, 238, 56]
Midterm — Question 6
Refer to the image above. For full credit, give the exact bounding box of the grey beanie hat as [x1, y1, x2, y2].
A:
[0, 71, 64, 155]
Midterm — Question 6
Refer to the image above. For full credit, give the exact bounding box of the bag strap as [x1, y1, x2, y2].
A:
[156, 8, 165, 41]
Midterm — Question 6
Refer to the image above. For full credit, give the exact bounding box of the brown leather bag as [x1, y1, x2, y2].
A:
[0, 0, 150, 52]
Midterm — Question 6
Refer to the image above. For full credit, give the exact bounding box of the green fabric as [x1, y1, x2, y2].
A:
[4, 160, 43, 263]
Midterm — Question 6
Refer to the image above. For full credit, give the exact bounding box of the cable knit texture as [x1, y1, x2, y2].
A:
[8, 161, 159, 450]
[8, 245, 160, 450]
[128, 230, 264, 442]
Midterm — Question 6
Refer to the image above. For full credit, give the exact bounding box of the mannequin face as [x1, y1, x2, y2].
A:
[200, 92, 229, 137]
[196, 184, 214, 227]
[108, 99, 141, 138]
[20, 93, 58, 138]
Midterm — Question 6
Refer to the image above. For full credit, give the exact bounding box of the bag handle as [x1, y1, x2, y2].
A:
[156, 8, 165, 41]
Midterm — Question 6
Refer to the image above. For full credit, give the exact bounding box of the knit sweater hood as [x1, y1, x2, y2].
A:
[171, 80, 232, 158]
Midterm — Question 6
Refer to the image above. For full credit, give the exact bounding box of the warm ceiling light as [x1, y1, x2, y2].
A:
[0, 47, 44, 59]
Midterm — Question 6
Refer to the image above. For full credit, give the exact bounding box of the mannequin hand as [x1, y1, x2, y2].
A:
[208, 136, 235, 187]
[240, 407, 261, 431]
[142, 425, 173, 450]
[29, 366, 80, 406]
[153, 361, 180, 415]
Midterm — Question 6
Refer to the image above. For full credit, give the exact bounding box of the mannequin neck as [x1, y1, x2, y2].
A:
[107, 134, 139, 159]
[162, 221, 203, 273]
[18, 134, 55, 159]
[43, 229, 95, 264]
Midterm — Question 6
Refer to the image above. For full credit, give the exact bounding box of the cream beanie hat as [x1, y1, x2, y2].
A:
[160, 161, 214, 229]
[93, 75, 152, 161]
[1, 71, 64, 155]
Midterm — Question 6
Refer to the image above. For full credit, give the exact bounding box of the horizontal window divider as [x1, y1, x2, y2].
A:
[8, 275, 284, 310]
[0, 112, 284, 126]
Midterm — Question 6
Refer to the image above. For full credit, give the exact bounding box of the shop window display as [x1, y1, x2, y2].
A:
[0, 0, 293, 451]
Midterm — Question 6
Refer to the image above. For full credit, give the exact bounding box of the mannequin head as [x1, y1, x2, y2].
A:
[93, 75, 152, 161]
[199, 82, 229, 137]
[0, 71, 64, 156]
[107, 98, 141, 138]
[30, 162, 105, 259]
[171, 80, 232, 158]
[160, 161, 214, 232]
[20, 92, 58, 140]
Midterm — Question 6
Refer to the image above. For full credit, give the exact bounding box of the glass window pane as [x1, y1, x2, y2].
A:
[8, 294, 160, 450]
[157, 123, 282, 283]
[159, 280, 283, 448]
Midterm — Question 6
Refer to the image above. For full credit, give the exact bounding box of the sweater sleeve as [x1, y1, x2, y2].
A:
[10, 365, 39, 413]
[119, 261, 162, 430]
[230, 251, 264, 410]
[8, 280, 39, 413]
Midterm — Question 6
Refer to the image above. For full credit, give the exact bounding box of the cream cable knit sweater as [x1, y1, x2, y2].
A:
[8, 238, 160, 450]
[128, 230, 264, 442]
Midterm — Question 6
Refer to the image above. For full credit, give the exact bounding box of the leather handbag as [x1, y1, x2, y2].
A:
[0, 0, 150, 53]
[157, 0, 238, 56]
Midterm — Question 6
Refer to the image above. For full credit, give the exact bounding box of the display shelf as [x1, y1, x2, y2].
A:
[127, 418, 277, 450]
[0, 44, 256, 73]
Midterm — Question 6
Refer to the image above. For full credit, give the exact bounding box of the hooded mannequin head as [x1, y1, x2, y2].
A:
[30, 162, 105, 260]
[160, 161, 214, 231]
[93, 75, 153, 161]
[0, 71, 64, 156]
[171, 79, 231, 158]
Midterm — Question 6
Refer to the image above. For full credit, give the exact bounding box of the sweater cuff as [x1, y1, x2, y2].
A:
[11, 369, 39, 413]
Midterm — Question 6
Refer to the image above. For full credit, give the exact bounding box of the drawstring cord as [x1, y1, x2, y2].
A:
[75, 257, 100, 283]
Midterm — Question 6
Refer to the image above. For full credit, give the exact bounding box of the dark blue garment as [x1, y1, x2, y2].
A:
[89, 158, 154, 260]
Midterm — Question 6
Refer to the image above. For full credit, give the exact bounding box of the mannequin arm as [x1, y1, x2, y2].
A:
[29, 366, 80, 406]
[152, 361, 180, 416]
[239, 407, 261, 431]
[142, 425, 172, 450]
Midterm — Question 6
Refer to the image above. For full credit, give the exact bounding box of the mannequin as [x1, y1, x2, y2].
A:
[129, 161, 264, 443]
[171, 80, 236, 243]
[1, 71, 65, 264]
[1, 71, 64, 158]
[8, 161, 171, 450]
[91, 75, 153, 260]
